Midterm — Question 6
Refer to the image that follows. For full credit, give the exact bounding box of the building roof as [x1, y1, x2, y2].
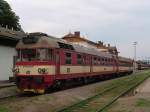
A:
[62, 31, 119, 55]
[0, 27, 26, 47]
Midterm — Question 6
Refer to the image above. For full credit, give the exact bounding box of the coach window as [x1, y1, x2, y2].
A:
[77, 54, 82, 64]
[108, 58, 111, 65]
[94, 57, 97, 65]
[98, 58, 100, 65]
[102, 58, 104, 65]
[105, 58, 107, 65]
[110, 58, 112, 65]
[105, 58, 108, 65]
[82, 55, 86, 65]
[86, 56, 89, 65]
[102, 58, 105, 65]
[65, 52, 72, 64]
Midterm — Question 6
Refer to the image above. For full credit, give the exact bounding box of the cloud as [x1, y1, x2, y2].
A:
[6, 0, 150, 59]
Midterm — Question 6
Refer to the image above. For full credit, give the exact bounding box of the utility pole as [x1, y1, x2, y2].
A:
[133, 42, 137, 72]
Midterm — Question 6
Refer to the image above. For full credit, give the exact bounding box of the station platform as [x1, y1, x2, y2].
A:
[0, 81, 15, 88]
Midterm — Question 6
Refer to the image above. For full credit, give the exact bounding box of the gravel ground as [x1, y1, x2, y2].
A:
[0, 86, 17, 98]
[105, 78, 150, 112]
[0, 79, 115, 112]
[0, 72, 149, 112]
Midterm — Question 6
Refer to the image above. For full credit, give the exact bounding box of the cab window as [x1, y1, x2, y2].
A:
[37, 49, 53, 61]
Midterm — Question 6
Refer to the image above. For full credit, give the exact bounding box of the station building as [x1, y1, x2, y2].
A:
[0, 27, 26, 81]
[62, 31, 119, 56]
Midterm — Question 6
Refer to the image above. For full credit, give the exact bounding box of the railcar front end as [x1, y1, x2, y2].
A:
[14, 34, 56, 94]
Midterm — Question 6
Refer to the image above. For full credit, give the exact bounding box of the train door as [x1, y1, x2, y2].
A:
[55, 49, 60, 75]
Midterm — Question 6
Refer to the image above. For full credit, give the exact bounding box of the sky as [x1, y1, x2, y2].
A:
[5, 0, 150, 60]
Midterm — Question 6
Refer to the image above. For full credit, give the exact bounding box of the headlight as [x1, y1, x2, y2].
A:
[38, 68, 48, 74]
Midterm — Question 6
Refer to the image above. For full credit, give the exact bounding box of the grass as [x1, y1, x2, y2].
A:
[95, 70, 150, 96]
[135, 98, 150, 107]
[0, 106, 9, 112]
[58, 70, 150, 112]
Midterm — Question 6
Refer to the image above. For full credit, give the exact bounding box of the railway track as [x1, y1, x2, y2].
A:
[57, 71, 150, 112]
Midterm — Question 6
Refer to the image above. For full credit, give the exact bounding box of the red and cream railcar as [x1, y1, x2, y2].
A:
[118, 56, 133, 73]
[136, 61, 150, 70]
[14, 33, 133, 94]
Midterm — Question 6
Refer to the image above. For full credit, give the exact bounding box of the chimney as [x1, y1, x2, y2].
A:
[74, 31, 80, 37]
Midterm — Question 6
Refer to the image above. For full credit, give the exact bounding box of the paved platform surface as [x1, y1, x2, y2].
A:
[0, 82, 15, 88]
[136, 78, 150, 93]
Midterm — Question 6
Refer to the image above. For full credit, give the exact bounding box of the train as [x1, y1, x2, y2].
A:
[136, 61, 150, 70]
[14, 33, 134, 94]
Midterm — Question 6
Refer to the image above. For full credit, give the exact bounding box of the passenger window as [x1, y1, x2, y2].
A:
[94, 57, 97, 65]
[65, 52, 72, 64]
[98, 58, 100, 65]
[77, 54, 82, 64]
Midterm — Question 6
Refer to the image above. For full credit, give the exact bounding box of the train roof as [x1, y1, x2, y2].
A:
[16, 36, 63, 49]
[118, 56, 133, 62]
[73, 44, 112, 58]
[16, 34, 113, 58]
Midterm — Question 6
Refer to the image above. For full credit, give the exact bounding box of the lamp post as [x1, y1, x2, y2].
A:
[133, 42, 137, 72]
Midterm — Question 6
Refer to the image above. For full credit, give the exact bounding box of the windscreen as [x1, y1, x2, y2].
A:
[16, 49, 53, 61]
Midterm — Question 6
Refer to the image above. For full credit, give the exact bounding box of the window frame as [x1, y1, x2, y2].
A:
[65, 52, 72, 64]
[77, 54, 83, 65]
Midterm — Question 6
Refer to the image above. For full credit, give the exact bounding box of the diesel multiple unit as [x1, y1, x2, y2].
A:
[14, 33, 133, 94]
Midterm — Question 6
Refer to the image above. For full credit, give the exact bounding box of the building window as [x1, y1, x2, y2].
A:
[77, 54, 82, 64]
[65, 52, 72, 64]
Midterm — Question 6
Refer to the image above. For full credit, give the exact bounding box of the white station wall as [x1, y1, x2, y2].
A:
[0, 45, 16, 80]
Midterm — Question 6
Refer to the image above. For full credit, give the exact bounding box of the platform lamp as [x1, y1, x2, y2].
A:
[133, 42, 137, 72]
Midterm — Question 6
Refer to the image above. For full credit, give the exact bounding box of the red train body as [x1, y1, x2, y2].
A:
[14, 33, 133, 94]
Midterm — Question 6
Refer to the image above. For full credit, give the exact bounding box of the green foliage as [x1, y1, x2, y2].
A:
[135, 98, 150, 107]
[0, 106, 9, 112]
[0, 0, 21, 31]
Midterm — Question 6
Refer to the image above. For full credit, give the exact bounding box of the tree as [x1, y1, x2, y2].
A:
[0, 0, 21, 31]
